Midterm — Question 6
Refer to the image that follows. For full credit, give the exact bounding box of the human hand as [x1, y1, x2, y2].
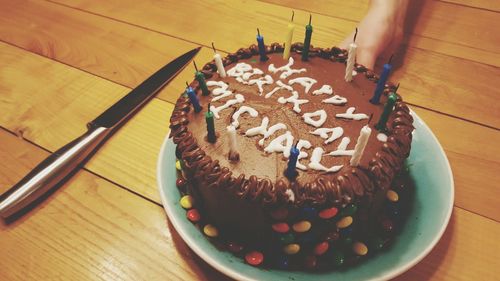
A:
[339, 0, 408, 70]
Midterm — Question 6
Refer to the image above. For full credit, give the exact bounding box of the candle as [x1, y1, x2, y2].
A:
[186, 82, 202, 113]
[344, 28, 358, 82]
[212, 43, 226, 77]
[285, 144, 299, 179]
[301, 14, 313, 61]
[256, 28, 268, 62]
[227, 125, 240, 161]
[370, 55, 393, 104]
[206, 105, 216, 143]
[194, 61, 210, 96]
[283, 11, 295, 60]
[350, 125, 372, 166]
[375, 90, 398, 131]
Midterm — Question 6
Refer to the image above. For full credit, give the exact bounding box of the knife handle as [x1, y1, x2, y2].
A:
[0, 126, 110, 218]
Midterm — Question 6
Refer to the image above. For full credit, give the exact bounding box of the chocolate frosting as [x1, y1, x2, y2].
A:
[170, 43, 414, 208]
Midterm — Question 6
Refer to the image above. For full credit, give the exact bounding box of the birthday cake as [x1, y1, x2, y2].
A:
[169, 42, 414, 270]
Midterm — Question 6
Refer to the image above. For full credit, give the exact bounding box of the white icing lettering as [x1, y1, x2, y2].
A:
[310, 127, 344, 144]
[231, 106, 258, 128]
[245, 117, 287, 146]
[328, 137, 354, 156]
[296, 139, 312, 170]
[312, 85, 333, 95]
[322, 95, 347, 105]
[268, 57, 306, 79]
[277, 91, 309, 113]
[264, 131, 294, 158]
[336, 107, 369, 120]
[303, 110, 327, 127]
[288, 77, 317, 94]
[377, 133, 388, 142]
[210, 94, 245, 118]
[308, 147, 343, 173]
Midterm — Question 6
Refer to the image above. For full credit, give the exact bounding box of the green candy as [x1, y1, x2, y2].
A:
[332, 251, 345, 266]
[341, 204, 358, 216]
[279, 233, 295, 244]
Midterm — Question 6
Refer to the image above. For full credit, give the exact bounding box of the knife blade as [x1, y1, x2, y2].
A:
[0, 46, 201, 219]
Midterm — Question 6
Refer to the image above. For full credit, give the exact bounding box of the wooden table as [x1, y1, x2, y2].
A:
[1, 0, 499, 280]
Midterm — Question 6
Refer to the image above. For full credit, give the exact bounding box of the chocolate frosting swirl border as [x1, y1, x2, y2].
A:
[169, 42, 414, 208]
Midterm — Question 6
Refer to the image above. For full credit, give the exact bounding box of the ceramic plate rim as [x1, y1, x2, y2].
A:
[156, 110, 454, 281]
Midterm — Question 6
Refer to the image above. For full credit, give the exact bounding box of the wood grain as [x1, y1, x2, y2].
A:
[260, 0, 500, 67]
[1, 39, 499, 222]
[5, 0, 496, 128]
[0, 129, 231, 281]
[439, 0, 500, 11]
[1, 129, 500, 281]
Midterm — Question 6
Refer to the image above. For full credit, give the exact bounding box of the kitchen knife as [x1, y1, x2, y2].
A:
[0, 46, 201, 219]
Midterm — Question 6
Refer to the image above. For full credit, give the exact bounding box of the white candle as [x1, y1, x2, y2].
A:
[214, 53, 226, 78]
[344, 42, 357, 82]
[227, 125, 238, 156]
[350, 125, 372, 166]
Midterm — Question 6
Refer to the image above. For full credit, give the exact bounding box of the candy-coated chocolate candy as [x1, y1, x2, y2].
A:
[175, 160, 181, 171]
[304, 255, 317, 269]
[292, 220, 311, 233]
[175, 177, 186, 188]
[324, 231, 340, 242]
[381, 218, 394, 233]
[279, 233, 295, 244]
[353, 242, 368, 256]
[272, 222, 290, 233]
[300, 207, 317, 219]
[314, 241, 329, 256]
[186, 209, 200, 222]
[341, 204, 358, 216]
[336, 216, 353, 229]
[180, 195, 194, 209]
[227, 242, 244, 253]
[270, 208, 288, 220]
[331, 251, 345, 266]
[203, 224, 218, 237]
[386, 189, 399, 202]
[283, 243, 301, 255]
[319, 207, 338, 219]
[339, 225, 353, 236]
[275, 255, 289, 269]
[245, 251, 264, 266]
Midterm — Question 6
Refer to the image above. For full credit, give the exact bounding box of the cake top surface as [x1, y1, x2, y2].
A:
[170, 44, 413, 207]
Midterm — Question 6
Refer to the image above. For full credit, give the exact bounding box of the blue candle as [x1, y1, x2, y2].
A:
[186, 83, 202, 113]
[285, 145, 299, 179]
[370, 57, 393, 104]
[256, 28, 268, 62]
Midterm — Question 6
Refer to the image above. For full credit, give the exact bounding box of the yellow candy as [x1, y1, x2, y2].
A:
[203, 224, 218, 238]
[353, 242, 368, 256]
[386, 189, 399, 202]
[180, 195, 194, 209]
[292, 220, 311, 233]
[175, 160, 181, 171]
[336, 216, 353, 229]
[283, 244, 300, 255]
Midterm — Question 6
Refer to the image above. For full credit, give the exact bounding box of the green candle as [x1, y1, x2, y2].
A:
[194, 61, 210, 96]
[206, 105, 216, 143]
[375, 92, 397, 131]
[301, 14, 313, 61]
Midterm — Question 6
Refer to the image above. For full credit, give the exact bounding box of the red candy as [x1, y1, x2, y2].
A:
[319, 207, 338, 219]
[314, 241, 329, 256]
[272, 222, 290, 233]
[304, 255, 317, 269]
[245, 251, 264, 266]
[186, 209, 200, 222]
[227, 242, 244, 253]
[176, 178, 186, 188]
[270, 208, 288, 220]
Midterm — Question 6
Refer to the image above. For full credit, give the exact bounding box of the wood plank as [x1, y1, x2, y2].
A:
[260, 0, 500, 67]
[1, 39, 499, 221]
[25, 0, 499, 128]
[0, 0, 215, 105]
[0, 129, 231, 281]
[439, 0, 500, 11]
[1, 129, 500, 281]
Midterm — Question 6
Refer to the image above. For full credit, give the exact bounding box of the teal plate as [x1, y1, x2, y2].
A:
[157, 110, 454, 281]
